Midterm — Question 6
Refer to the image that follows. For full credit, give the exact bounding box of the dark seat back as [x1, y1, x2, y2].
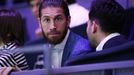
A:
[70, 23, 88, 39]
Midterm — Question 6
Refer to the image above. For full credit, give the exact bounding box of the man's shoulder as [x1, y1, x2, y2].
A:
[67, 31, 92, 55]
[107, 35, 127, 44]
[103, 35, 128, 49]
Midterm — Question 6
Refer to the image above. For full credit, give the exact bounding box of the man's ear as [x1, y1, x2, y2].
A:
[91, 20, 97, 33]
[67, 16, 71, 27]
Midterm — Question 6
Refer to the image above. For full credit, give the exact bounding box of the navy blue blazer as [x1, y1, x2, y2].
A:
[103, 35, 128, 50]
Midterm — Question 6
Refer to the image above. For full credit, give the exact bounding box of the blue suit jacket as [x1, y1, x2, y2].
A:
[61, 31, 93, 66]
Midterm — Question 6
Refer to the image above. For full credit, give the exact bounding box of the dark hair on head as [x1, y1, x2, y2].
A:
[89, 0, 125, 33]
[39, 0, 70, 18]
[0, 9, 24, 45]
[66, 0, 76, 5]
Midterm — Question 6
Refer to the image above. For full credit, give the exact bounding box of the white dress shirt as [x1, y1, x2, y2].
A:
[96, 33, 120, 51]
[51, 30, 70, 68]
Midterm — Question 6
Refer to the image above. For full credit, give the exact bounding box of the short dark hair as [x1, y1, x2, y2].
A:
[0, 9, 24, 45]
[89, 0, 125, 33]
[39, 0, 70, 18]
[66, 0, 76, 5]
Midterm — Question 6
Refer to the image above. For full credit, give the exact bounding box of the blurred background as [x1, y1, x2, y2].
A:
[0, 0, 133, 43]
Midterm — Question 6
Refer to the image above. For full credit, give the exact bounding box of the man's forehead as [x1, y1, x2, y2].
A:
[41, 14, 65, 19]
[41, 7, 65, 16]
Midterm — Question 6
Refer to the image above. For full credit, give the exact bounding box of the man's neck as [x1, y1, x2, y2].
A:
[96, 32, 110, 46]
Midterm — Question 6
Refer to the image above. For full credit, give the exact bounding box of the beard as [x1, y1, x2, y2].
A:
[42, 28, 68, 45]
[88, 35, 96, 49]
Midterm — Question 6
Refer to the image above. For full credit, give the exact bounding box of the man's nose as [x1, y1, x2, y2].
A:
[50, 21, 56, 30]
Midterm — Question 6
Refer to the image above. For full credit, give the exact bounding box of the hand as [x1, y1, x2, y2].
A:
[0, 67, 13, 75]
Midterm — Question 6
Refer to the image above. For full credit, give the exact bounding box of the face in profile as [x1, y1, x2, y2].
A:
[86, 20, 96, 48]
[29, 0, 40, 19]
[40, 7, 70, 45]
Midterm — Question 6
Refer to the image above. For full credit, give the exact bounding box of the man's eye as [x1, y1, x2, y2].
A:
[55, 17, 62, 22]
[44, 18, 50, 22]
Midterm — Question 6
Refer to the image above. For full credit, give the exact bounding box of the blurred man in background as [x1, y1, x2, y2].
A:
[28, 0, 42, 37]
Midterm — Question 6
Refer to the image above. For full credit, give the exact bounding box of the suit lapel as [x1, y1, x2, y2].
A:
[61, 32, 73, 66]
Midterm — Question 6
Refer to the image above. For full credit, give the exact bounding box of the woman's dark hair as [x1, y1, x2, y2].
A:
[0, 9, 24, 45]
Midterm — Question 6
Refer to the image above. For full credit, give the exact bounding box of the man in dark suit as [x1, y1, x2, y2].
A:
[29, 0, 92, 69]
[86, 0, 127, 51]
[64, 0, 128, 66]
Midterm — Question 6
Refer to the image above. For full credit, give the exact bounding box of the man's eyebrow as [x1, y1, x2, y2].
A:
[55, 15, 63, 17]
[42, 16, 49, 18]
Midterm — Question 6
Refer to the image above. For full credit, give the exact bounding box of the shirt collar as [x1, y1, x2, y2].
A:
[96, 33, 120, 51]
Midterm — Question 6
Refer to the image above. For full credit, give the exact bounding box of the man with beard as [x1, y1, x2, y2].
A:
[31, 0, 93, 69]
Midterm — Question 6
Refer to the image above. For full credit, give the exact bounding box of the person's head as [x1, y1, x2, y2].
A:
[39, 0, 70, 45]
[0, 9, 24, 45]
[28, 0, 41, 19]
[87, 0, 125, 48]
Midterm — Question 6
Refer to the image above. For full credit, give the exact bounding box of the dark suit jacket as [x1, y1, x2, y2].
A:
[25, 30, 93, 69]
[103, 35, 128, 49]
[64, 35, 128, 66]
